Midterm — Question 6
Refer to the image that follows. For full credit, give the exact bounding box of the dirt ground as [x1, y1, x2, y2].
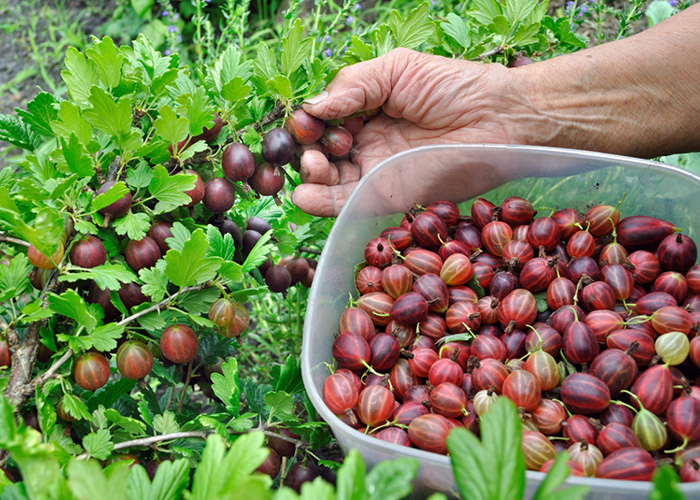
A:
[0, 0, 682, 166]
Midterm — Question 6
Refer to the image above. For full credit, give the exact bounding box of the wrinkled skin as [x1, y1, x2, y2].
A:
[292, 4, 700, 218]
[292, 49, 521, 217]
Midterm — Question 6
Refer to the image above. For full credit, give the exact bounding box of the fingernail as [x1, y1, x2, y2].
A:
[304, 90, 328, 105]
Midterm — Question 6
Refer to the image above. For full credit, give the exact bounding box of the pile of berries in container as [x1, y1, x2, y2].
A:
[322, 196, 700, 482]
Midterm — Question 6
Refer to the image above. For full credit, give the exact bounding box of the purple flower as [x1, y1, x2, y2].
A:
[324, 48, 332, 57]
[346, 15, 354, 25]
[165, 49, 172, 55]
[167, 25, 177, 32]
[565, 0, 575, 13]
[162, 10, 168, 16]
[669, 0, 678, 6]
[580, 5, 587, 13]
[355, 2, 362, 10]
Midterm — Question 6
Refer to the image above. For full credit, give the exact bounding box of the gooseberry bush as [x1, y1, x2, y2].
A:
[0, 0, 691, 498]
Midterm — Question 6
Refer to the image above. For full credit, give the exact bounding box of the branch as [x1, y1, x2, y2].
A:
[117, 282, 212, 327]
[476, 45, 504, 60]
[31, 349, 74, 389]
[0, 234, 30, 247]
[113, 430, 213, 451]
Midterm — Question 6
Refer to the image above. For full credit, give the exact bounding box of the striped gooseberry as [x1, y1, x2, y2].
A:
[501, 369, 541, 412]
[407, 413, 452, 454]
[596, 422, 642, 456]
[595, 448, 656, 481]
[73, 352, 110, 391]
[116, 340, 154, 380]
[560, 373, 611, 415]
[521, 430, 557, 471]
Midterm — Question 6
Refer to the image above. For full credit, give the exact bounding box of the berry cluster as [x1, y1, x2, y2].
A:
[324, 196, 700, 482]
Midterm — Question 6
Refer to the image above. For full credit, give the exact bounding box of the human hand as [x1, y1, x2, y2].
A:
[291, 48, 528, 217]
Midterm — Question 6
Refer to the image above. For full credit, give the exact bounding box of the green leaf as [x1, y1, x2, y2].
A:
[273, 355, 304, 395]
[252, 43, 278, 89]
[139, 266, 169, 302]
[646, 0, 678, 26]
[336, 450, 366, 500]
[241, 229, 274, 273]
[145, 459, 191, 500]
[51, 101, 93, 146]
[188, 433, 267, 500]
[153, 411, 181, 435]
[267, 75, 293, 100]
[207, 225, 237, 261]
[532, 451, 586, 500]
[503, 0, 539, 27]
[389, 3, 435, 49]
[0, 253, 32, 297]
[126, 161, 154, 189]
[512, 22, 541, 47]
[0, 395, 17, 446]
[470, 0, 502, 24]
[83, 428, 114, 460]
[650, 465, 684, 500]
[60, 134, 95, 177]
[210, 358, 240, 416]
[366, 458, 419, 500]
[0, 113, 42, 151]
[68, 458, 129, 500]
[113, 211, 151, 241]
[61, 46, 99, 103]
[342, 36, 374, 64]
[442, 13, 471, 49]
[181, 87, 215, 138]
[206, 45, 254, 95]
[281, 19, 313, 76]
[154, 104, 190, 146]
[86, 36, 124, 90]
[83, 87, 132, 140]
[15, 92, 58, 137]
[131, 0, 155, 17]
[61, 394, 92, 421]
[103, 408, 147, 435]
[48, 289, 98, 333]
[298, 478, 335, 500]
[264, 391, 295, 422]
[93, 181, 130, 212]
[149, 165, 196, 213]
[35, 386, 56, 438]
[448, 397, 525, 500]
[489, 15, 511, 37]
[221, 77, 251, 104]
[89, 323, 125, 352]
[60, 263, 135, 292]
[165, 228, 222, 287]
[534, 291, 549, 313]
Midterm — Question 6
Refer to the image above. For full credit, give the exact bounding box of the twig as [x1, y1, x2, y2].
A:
[177, 361, 194, 413]
[299, 246, 322, 256]
[31, 349, 74, 389]
[0, 234, 30, 247]
[476, 45, 504, 60]
[116, 282, 212, 327]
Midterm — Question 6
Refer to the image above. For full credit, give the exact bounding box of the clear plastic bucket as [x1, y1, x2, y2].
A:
[301, 144, 700, 499]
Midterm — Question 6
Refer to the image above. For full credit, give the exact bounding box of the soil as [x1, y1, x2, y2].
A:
[0, 0, 113, 163]
[0, 0, 671, 167]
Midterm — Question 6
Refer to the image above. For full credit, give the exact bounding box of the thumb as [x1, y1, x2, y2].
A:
[303, 48, 418, 121]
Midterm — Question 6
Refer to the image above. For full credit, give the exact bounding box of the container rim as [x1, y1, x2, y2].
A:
[301, 143, 700, 494]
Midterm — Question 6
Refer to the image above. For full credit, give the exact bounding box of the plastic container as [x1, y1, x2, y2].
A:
[301, 144, 700, 499]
